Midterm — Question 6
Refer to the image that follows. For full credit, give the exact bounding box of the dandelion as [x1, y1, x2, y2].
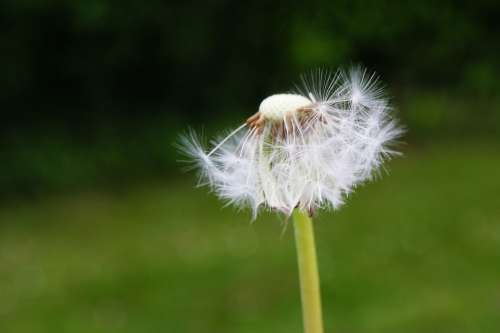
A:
[180, 66, 402, 333]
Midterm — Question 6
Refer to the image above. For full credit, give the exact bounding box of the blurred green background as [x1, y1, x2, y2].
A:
[1, 1, 499, 332]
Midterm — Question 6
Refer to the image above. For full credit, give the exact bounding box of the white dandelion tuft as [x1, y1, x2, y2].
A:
[179, 67, 404, 218]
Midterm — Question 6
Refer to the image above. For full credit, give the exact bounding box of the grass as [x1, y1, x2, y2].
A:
[0, 143, 499, 333]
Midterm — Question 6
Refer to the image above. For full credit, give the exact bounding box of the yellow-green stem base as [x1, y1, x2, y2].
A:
[292, 209, 324, 333]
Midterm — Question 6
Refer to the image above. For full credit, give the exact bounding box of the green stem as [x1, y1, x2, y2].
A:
[292, 208, 324, 333]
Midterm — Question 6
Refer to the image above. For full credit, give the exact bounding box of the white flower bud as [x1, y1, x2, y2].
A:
[259, 94, 311, 122]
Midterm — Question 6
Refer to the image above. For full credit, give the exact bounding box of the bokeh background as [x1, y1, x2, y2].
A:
[1, 1, 499, 332]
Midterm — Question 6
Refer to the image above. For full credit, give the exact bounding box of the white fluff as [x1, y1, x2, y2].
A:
[180, 67, 403, 218]
[259, 94, 311, 121]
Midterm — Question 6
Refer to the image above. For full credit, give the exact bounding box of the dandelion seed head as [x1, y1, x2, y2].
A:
[180, 66, 403, 218]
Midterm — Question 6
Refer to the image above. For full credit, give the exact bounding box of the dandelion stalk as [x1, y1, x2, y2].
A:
[293, 208, 324, 333]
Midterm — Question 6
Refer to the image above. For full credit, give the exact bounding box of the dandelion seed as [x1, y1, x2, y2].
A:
[180, 67, 403, 218]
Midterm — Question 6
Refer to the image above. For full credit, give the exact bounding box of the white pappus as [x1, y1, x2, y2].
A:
[180, 67, 403, 218]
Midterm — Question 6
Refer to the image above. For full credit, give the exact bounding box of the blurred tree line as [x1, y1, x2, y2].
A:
[1, 0, 499, 196]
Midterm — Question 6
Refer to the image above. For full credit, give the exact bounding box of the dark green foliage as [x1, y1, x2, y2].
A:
[1, 0, 499, 193]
